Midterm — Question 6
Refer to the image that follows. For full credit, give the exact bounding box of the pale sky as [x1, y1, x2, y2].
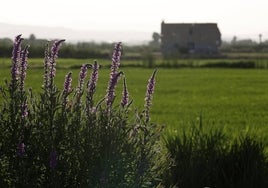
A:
[1, 0, 268, 42]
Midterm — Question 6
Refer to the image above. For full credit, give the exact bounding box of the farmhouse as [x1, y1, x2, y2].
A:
[161, 21, 221, 56]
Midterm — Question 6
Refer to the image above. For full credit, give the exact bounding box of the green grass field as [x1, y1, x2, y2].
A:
[1, 58, 268, 138]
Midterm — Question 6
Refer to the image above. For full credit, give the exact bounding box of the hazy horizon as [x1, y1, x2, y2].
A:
[1, 22, 266, 45]
[0, 0, 268, 44]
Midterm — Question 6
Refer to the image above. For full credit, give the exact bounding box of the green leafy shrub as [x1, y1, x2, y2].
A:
[163, 118, 268, 188]
[0, 35, 167, 187]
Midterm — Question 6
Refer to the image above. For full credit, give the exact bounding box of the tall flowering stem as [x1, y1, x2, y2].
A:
[42, 40, 64, 172]
[77, 64, 90, 94]
[48, 40, 65, 87]
[20, 45, 30, 120]
[88, 61, 99, 96]
[43, 40, 65, 90]
[87, 61, 99, 109]
[12, 35, 23, 64]
[43, 43, 50, 89]
[19, 45, 29, 93]
[21, 103, 28, 119]
[144, 69, 157, 123]
[10, 35, 23, 92]
[51, 40, 65, 60]
[111, 42, 122, 74]
[62, 72, 72, 108]
[121, 76, 129, 108]
[106, 71, 123, 108]
[106, 42, 123, 108]
[63, 72, 72, 94]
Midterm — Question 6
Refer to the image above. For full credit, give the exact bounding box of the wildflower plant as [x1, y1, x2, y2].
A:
[0, 35, 167, 187]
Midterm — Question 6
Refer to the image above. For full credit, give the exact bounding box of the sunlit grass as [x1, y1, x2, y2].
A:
[2, 58, 268, 138]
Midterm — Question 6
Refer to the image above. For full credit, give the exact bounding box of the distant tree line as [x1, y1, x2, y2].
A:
[0, 35, 115, 59]
[220, 36, 268, 53]
[0, 33, 162, 60]
[2, 34, 268, 60]
[0, 34, 152, 59]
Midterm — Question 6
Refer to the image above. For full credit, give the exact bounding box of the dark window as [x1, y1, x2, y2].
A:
[189, 27, 193, 35]
[188, 42, 195, 50]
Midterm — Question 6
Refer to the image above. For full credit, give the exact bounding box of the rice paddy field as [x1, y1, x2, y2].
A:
[1, 57, 268, 138]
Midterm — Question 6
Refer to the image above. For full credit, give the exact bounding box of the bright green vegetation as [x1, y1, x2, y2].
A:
[153, 68, 268, 130]
[1, 58, 268, 137]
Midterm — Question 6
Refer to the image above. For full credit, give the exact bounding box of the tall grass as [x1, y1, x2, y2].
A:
[163, 116, 268, 188]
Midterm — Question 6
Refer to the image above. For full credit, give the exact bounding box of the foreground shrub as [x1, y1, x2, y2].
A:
[0, 35, 167, 187]
[163, 118, 268, 188]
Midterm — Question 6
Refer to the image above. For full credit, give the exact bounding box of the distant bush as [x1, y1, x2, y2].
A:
[0, 35, 168, 187]
[201, 60, 255, 68]
[0, 37, 112, 58]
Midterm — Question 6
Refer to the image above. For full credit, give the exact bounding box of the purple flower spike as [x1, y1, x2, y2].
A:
[12, 34, 23, 64]
[20, 45, 29, 92]
[21, 103, 28, 118]
[43, 43, 50, 89]
[49, 150, 57, 169]
[51, 39, 65, 60]
[63, 72, 72, 107]
[106, 71, 123, 107]
[106, 42, 123, 109]
[79, 64, 89, 81]
[121, 77, 129, 108]
[17, 142, 25, 157]
[10, 35, 24, 90]
[49, 39, 65, 81]
[111, 42, 122, 74]
[77, 64, 90, 95]
[88, 61, 99, 96]
[63, 72, 72, 94]
[144, 69, 157, 123]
